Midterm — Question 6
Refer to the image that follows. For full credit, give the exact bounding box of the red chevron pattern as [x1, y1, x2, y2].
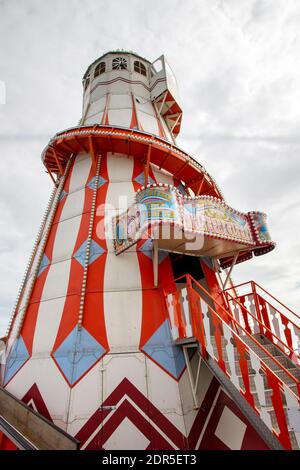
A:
[75, 377, 267, 450]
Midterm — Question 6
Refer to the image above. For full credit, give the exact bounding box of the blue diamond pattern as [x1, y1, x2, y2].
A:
[139, 239, 169, 264]
[73, 239, 105, 267]
[87, 176, 107, 190]
[134, 172, 155, 186]
[139, 238, 153, 260]
[53, 326, 106, 385]
[176, 183, 187, 195]
[38, 253, 50, 276]
[4, 336, 29, 385]
[142, 319, 185, 379]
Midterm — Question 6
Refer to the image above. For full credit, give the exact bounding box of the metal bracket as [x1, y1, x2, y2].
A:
[182, 345, 202, 409]
[221, 251, 239, 290]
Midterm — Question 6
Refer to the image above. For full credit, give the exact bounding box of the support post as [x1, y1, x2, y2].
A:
[222, 252, 239, 290]
[158, 91, 168, 114]
[45, 164, 56, 185]
[153, 239, 158, 287]
[52, 148, 63, 176]
[144, 145, 152, 186]
[183, 346, 201, 409]
[88, 135, 97, 170]
[196, 175, 206, 196]
[170, 113, 182, 133]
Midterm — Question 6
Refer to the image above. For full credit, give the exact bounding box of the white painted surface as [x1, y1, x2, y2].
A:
[138, 112, 159, 134]
[108, 80, 131, 95]
[146, 357, 186, 435]
[109, 94, 132, 110]
[107, 153, 133, 182]
[179, 359, 214, 435]
[86, 97, 106, 117]
[90, 85, 107, 103]
[84, 112, 104, 125]
[66, 362, 103, 437]
[5, 357, 70, 430]
[102, 353, 147, 398]
[32, 283, 70, 353]
[214, 405, 247, 449]
[32, 153, 91, 354]
[35, 261, 72, 303]
[103, 291, 142, 352]
[151, 165, 174, 185]
[105, 252, 143, 290]
[104, 153, 142, 350]
[135, 97, 156, 117]
[51, 215, 83, 263]
[108, 109, 132, 128]
[105, 418, 150, 450]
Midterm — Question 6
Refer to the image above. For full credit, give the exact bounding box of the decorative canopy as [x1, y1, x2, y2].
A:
[42, 125, 222, 198]
[113, 184, 275, 268]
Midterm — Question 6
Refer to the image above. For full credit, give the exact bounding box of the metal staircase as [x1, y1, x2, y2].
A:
[164, 274, 300, 450]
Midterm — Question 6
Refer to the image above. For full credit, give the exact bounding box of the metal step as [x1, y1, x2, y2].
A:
[210, 335, 300, 386]
[225, 354, 291, 376]
[237, 368, 300, 390]
[211, 340, 281, 361]
[252, 384, 298, 408]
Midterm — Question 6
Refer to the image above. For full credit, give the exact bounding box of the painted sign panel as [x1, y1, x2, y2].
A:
[250, 212, 272, 244]
[135, 186, 180, 223]
[114, 185, 274, 256]
[185, 199, 253, 244]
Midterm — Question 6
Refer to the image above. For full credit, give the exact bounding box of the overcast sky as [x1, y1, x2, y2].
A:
[0, 0, 300, 336]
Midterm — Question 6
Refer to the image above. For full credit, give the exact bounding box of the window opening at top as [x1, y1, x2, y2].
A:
[151, 58, 163, 75]
[94, 61, 106, 77]
[112, 57, 127, 70]
[134, 60, 147, 76]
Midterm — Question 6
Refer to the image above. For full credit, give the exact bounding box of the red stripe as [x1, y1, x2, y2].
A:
[86, 399, 174, 450]
[21, 161, 74, 353]
[52, 153, 110, 385]
[52, 158, 94, 352]
[82, 153, 109, 348]
[131, 157, 177, 349]
[76, 377, 186, 449]
[75, 376, 230, 450]
[22, 383, 53, 422]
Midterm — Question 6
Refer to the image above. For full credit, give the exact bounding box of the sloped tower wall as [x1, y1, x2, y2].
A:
[0, 52, 268, 450]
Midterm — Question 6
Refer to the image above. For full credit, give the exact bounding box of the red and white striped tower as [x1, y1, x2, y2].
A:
[0, 51, 280, 450]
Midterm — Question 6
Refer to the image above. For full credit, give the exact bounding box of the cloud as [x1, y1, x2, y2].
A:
[0, 0, 300, 336]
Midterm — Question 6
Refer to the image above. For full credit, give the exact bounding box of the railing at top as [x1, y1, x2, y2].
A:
[224, 281, 300, 366]
[113, 184, 275, 265]
[164, 274, 300, 450]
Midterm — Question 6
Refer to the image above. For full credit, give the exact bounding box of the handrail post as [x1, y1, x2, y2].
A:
[186, 274, 194, 336]
[186, 275, 207, 358]
[252, 281, 264, 335]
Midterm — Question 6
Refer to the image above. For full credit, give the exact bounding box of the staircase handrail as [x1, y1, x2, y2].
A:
[164, 274, 300, 394]
[224, 280, 300, 324]
[165, 275, 300, 448]
[224, 289, 300, 362]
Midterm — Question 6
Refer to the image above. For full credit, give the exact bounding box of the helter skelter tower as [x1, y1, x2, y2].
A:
[1, 51, 300, 451]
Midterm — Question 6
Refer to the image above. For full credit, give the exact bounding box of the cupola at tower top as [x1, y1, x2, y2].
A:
[80, 50, 183, 142]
